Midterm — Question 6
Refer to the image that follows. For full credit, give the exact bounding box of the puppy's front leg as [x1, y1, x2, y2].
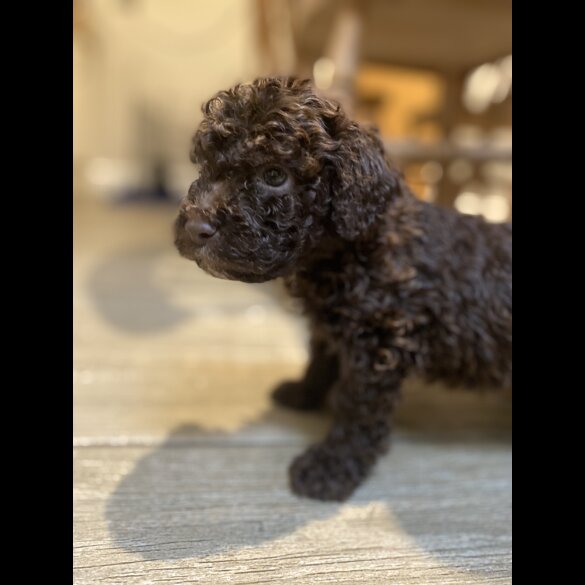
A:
[272, 334, 339, 411]
[289, 342, 404, 501]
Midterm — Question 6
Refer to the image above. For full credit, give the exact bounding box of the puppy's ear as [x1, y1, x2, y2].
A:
[323, 110, 400, 240]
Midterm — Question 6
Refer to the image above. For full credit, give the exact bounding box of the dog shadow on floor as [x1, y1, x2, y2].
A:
[87, 246, 190, 333]
[105, 409, 337, 561]
[86, 244, 294, 334]
[105, 384, 511, 574]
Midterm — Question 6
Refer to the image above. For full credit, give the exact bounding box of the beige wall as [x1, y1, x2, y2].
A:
[74, 0, 261, 165]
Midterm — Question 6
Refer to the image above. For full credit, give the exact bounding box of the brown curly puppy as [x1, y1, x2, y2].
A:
[174, 77, 512, 501]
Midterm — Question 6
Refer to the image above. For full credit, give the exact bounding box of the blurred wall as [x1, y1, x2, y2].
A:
[73, 0, 510, 220]
[74, 0, 261, 166]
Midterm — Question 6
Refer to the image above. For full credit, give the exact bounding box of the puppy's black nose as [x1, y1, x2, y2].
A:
[184, 217, 218, 246]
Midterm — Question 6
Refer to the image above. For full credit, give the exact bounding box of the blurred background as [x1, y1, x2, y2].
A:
[73, 0, 511, 217]
[72, 0, 514, 448]
[74, 4, 512, 581]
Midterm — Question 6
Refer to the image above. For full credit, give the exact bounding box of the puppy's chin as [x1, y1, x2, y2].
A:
[175, 232, 297, 283]
[213, 269, 275, 284]
[179, 249, 280, 283]
[197, 259, 283, 283]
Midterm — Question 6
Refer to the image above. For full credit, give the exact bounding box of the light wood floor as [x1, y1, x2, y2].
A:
[73, 196, 512, 584]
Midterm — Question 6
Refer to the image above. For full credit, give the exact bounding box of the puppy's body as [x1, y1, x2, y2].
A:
[174, 77, 512, 501]
[288, 197, 511, 390]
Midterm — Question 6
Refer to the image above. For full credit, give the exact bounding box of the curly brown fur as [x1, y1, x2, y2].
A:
[174, 77, 512, 501]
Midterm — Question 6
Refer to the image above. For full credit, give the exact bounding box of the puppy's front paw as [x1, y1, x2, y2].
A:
[289, 443, 369, 501]
[272, 381, 323, 411]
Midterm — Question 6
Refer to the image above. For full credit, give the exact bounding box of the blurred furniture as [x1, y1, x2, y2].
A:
[256, 0, 512, 210]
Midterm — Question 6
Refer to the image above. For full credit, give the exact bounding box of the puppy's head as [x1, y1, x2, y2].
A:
[174, 77, 397, 283]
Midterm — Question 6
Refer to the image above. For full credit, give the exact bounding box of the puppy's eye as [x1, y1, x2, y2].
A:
[263, 166, 287, 187]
